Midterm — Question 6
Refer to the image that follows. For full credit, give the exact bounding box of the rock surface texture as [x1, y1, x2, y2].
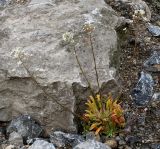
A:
[0, 0, 119, 132]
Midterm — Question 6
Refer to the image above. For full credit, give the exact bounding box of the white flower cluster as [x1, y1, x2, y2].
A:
[62, 32, 74, 44]
[133, 9, 147, 21]
[134, 9, 145, 16]
[82, 23, 95, 33]
[11, 47, 32, 66]
[11, 47, 32, 59]
[11, 47, 22, 59]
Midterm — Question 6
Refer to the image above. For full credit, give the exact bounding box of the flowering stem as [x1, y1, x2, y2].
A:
[73, 46, 95, 97]
[89, 33, 101, 97]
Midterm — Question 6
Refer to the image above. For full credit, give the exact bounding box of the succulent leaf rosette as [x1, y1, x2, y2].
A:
[83, 94, 125, 136]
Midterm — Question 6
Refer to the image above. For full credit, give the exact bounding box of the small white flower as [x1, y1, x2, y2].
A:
[133, 9, 147, 21]
[17, 61, 22, 66]
[62, 32, 74, 43]
[139, 10, 145, 16]
[142, 17, 148, 21]
[82, 23, 95, 33]
[11, 47, 22, 58]
[134, 9, 145, 16]
[123, 27, 127, 31]
[11, 47, 32, 61]
[35, 68, 45, 72]
[11, 68, 16, 72]
[134, 10, 139, 15]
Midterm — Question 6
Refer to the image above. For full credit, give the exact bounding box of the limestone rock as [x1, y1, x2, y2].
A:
[7, 115, 46, 141]
[73, 140, 111, 149]
[147, 24, 160, 37]
[85, 131, 100, 142]
[105, 139, 118, 149]
[8, 131, 23, 146]
[132, 71, 154, 106]
[144, 51, 160, 72]
[50, 131, 84, 148]
[5, 145, 15, 149]
[0, 0, 119, 132]
[28, 140, 55, 149]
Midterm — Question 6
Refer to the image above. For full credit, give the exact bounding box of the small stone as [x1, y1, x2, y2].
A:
[28, 140, 55, 149]
[115, 136, 121, 142]
[150, 144, 160, 149]
[105, 139, 117, 148]
[144, 37, 151, 43]
[119, 140, 126, 145]
[151, 92, 160, 107]
[132, 71, 154, 106]
[5, 145, 15, 149]
[20, 145, 29, 149]
[85, 131, 100, 142]
[50, 131, 84, 148]
[7, 115, 46, 142]
[73, 140, 111, 149]
[0, 130, 6, 144]
[123, 126, 131, 134]
[8, 131, 23, 146]
[147, 24, 160, 37]
[126, 136, 141, 146]
[157, 21, 160, 26]
[144, 51, 160, 72]
[124, 145, 132, 149]
[141, 144, 150, 149]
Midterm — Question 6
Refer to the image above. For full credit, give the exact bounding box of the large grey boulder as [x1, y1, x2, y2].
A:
[0, 0, 119, 132]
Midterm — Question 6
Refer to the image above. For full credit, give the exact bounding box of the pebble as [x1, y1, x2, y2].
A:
[132, 71, 154, 106]
[28, 140, 55, 149]
[144, 51, 160, 72]
[124, 145, 132, 149]
[7, 115, 46, 142]
[119, 140, 126, 145]
[73, 140, 111, 149]
[85, 131, 100, 142]
[147, 24, 160, 37]
[5, 145, 15, 149]
[50, 131, 84, 148]
[105, 139, 118, 148]
[8, 131, 23, 146]
[115, 136, 121, 142]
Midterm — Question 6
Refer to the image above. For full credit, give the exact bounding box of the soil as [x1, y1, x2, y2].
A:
[111, 0, 160, 148]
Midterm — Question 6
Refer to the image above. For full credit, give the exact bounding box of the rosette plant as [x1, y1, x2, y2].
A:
[83, 94, 125, 137]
